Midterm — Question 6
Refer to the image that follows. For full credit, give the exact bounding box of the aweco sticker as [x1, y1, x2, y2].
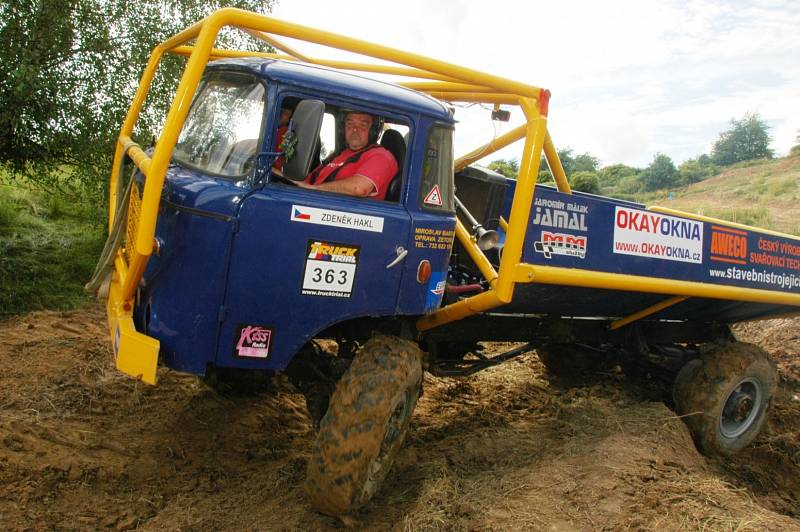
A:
[302, 240, 360, 298]
[423, 185, 443, 206]
[234, 324, 274, 359]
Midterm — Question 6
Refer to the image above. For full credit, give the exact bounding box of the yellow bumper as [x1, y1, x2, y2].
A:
[106, 277, 159, 385]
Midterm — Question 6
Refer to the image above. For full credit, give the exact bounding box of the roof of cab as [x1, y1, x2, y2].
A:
[207, 57, 454, 121]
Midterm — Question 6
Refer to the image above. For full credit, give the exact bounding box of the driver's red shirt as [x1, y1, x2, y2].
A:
[305, 145, 398, 200]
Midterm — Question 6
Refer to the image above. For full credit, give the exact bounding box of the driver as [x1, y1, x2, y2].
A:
[298, 111, 398, 200]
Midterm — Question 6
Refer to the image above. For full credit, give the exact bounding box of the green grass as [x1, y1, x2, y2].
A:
[703, 206, 773, 228]
[0, 185, 105, 317]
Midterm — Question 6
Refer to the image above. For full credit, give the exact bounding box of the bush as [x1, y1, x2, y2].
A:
[599, 164, 639, 187]
[570, 171, 600, 194]
[0, 194, 19, 228]
[678, 158, 717, 185]
[641, 153, 678, 191]
[790, 144, 800, 157]
[538, 170, 554, 183]
[0, 186, 104, 316]
[617, 174, 645, 195]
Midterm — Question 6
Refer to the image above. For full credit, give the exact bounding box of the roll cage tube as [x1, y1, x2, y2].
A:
[109, 7, 554, 319]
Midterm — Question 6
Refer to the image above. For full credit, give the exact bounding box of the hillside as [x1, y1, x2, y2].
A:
[642, 155, 800, 235]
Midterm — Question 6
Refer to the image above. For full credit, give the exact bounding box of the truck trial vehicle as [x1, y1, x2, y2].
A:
[89, 8, 800, 516]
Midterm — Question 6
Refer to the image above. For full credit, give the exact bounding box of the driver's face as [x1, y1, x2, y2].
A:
[344, 113, 374, 151]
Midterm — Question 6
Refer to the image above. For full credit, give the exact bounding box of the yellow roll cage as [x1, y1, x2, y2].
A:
[106, 8, 800, 383]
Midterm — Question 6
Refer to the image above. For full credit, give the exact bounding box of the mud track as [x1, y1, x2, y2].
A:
[1, 305, 799, 530]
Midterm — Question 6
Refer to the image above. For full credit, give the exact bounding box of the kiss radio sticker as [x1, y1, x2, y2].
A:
[233, 324, 274, 359]
[302, 240, 360, 298]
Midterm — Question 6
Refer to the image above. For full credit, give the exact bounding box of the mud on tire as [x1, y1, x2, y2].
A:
[305, 335, 423, 516]
[673, 342, 777, 456]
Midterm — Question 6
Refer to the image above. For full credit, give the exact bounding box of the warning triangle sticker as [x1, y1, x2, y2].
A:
[423, 184, 443, 206]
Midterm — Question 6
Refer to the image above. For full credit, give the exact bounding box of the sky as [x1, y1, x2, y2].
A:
[270, 0, 800, 169]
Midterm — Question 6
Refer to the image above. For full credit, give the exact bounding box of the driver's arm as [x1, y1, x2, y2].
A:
[298, 174, 374, 197]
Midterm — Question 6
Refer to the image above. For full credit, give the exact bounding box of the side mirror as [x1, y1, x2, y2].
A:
[281, 99, 325, 180]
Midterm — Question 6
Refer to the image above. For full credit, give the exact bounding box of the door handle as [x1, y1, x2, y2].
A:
[385, 246, 408, 269]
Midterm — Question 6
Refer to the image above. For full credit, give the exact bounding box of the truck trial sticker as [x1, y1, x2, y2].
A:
[612, 206, 703, 264]
[291, 205, 384, 233]
[233, 324, 274, 359]
[534, 231, 587, 259]
[301, 240, 360, 298]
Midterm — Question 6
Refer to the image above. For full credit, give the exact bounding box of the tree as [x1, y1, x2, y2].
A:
[599, 163, 639, 187]
[711, 112, 773, 166]
[538, 147, 600, 182]
[678, 158, 717, 185]
[487, 158, 519, 179]
[641, 153, 678, 191]
[570, 171, 600, 194]
[571, 153, 599, 173]
[0, 0, 274, 196]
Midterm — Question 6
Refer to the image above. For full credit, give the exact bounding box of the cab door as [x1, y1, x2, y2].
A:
[215, 185, 411, 371]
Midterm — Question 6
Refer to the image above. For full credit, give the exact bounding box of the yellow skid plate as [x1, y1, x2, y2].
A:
[106, 280, 159, 385]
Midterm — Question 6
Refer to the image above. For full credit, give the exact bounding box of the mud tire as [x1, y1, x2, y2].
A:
[305, 335, 423, 516]
[536, 343, 605, 377]
[673, 342, 777, 456]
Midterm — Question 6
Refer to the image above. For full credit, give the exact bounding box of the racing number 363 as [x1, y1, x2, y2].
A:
[312, 267, 348, 285]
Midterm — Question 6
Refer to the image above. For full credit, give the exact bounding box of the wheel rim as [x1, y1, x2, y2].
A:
[719, 377, 763, 439]
[363, 386, 414, 495]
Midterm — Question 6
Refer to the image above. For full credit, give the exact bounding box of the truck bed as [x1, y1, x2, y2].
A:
[497, 183, 800, 323]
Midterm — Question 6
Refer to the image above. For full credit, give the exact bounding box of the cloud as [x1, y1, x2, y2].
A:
[271, 0, 800, 166]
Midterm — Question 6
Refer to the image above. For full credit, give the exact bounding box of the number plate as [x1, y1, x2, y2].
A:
[301, 240, 360, 298]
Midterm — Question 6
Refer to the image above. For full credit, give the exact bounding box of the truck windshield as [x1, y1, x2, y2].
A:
[173, 75, 266, 178]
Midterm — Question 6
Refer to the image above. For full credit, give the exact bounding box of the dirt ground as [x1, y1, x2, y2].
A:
[1, 305, 799, 531]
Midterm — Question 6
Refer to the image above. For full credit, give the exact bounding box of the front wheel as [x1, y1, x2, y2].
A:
[673, 342, 777, 456]
[305, 335, 423, 516]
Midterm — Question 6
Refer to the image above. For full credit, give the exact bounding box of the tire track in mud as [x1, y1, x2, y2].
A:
[1, 305, 799, 530]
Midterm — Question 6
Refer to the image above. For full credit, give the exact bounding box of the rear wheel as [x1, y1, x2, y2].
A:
[305, 335, 423, 516]
[673, 342, 777, 456]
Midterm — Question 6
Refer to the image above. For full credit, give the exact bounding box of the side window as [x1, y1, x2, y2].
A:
[418, 125, 454, 212]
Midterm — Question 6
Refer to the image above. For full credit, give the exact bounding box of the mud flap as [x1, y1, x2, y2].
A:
[106, 280, 159, 385]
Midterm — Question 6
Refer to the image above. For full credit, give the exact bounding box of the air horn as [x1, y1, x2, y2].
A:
[454, 196, 500, 251]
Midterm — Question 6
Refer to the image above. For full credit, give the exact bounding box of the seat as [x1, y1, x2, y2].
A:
[379, 129, 406, 202]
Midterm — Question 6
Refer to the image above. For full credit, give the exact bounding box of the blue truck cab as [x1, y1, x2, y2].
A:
[136, 58, 457, 376]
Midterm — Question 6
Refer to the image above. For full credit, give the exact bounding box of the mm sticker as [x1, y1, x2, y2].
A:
[234, 324, 273, 359]
[302, 240, 360, 298]
[612, 206, 703, 264]
[534, 231, 587, 259]
[291, 205, 384, 233]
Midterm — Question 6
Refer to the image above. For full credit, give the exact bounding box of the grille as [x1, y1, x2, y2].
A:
[125, 181, 142, 264]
